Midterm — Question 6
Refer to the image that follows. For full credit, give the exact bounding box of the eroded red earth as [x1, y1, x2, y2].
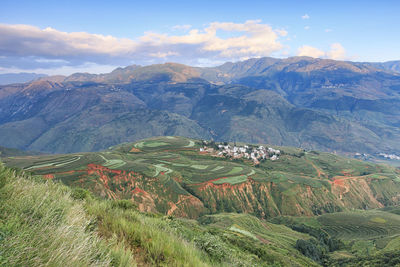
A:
[41, 164, 400, 219]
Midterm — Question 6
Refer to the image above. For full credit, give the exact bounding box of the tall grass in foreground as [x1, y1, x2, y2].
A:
[86, 200, 212, 267]
[0, 164, 135, 267]
[0, 163, 318, 266]
[0, 163, 213, 267]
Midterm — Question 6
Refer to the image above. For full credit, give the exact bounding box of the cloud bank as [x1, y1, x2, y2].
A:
[297, 43, 347, 60]
[0, 21, 288, 73]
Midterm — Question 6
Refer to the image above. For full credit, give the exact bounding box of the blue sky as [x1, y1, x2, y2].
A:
[1, 0, 399, 75]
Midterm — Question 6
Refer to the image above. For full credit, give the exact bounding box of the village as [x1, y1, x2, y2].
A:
[355, 152, 400, 161]
[378, 153, 400, 161]
[200, 140, 280, 164]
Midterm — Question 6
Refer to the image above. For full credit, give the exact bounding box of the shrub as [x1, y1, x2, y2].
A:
[194, 233, 228, 262]
[295, 239, 325, 263]
[111, 199, 137, 210]
[71, 187, 93, 200]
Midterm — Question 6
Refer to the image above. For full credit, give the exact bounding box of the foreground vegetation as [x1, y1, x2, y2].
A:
[0, 164, 135, 266]
[2, 136, 400, 266]
[3, 163, 400, 266]
[0, 163, 319, 266]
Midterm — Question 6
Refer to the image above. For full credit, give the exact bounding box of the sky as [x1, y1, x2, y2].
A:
[0, 0, 399, 75]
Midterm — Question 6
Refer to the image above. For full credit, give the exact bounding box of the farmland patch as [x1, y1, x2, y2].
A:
[191, 165, 209, 170]
[213, 175, 248, 185]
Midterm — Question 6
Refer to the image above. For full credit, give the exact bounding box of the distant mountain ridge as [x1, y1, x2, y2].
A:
[0, 56, 399, 155]
[369, 60, 400, 73]
[0, 72, 47, 85]
[37, 57, 400, 85]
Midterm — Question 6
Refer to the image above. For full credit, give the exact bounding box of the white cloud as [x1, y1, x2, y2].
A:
[0, 21, 287, 72]
[325, 29, 332, 32]
[172, 24, 192, 31]
[35, 58, 69, 64]
[148, 51, 179, 58]
[297, 45, 325, 58]
[327, 43, 346, 60]
[297, 43, 348, 60]
[304, 26, 310, 30]
[301, 14, 310, 19]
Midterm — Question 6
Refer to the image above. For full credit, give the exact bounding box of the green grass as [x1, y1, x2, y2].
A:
[0, 163, 213, 267]
[191, 165, 209, 170]
[86, 201, 211, 267]
[198, 213, 319, 266]
[139, 141, 170, 148]
[0, 163, 321, 267]
[3, 134, 400, 266]
[229, 225, 258, 240]
[0, 164, 135, 267]
[213, 175, 248, 185]
[271, 210, 400, 264]
[226, 167, 243, 175]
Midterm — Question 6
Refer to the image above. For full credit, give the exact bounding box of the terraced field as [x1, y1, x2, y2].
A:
[318, 211, 400, 240]
[272, 209, 400, 259]
[198, 213, 319, 266]
[2, 136, 400, 219]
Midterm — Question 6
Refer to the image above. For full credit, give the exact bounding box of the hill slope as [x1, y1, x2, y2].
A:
[4, 136, 400, 219]
[1, 163, 321, 267]
[4, 138, 400, 266]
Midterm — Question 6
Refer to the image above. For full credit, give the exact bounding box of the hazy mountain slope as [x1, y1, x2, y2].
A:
[28, 108, 210, 153]
[0, 72, 47, 85]
[370, 60, 400, 73]
[0, 82, 209, 153]
[0, 57, 400, 155]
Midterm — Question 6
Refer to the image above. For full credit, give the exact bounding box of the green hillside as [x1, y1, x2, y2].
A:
[3, 137, 400, 266]
[3, 136, 400, 220]
[0, 146, 40, 157]
[271, 210, 400, 266]
[0, 163, 320, 266]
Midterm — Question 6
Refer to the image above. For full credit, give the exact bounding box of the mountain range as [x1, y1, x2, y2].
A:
[0, 57, 399, 157]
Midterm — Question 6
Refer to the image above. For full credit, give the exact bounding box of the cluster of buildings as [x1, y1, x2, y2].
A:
[355, 152, 400, 161]
[200, 141, 280, 164]
[378, 153, 400, 161]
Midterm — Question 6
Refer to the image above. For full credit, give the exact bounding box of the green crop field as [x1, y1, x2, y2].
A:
[213, 175, 248, 185]
[318, 210, 400, 240]
[271, 209, 400, 261]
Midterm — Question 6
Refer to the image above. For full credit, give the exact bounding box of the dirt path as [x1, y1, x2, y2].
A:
[305, 159, 326, 178]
